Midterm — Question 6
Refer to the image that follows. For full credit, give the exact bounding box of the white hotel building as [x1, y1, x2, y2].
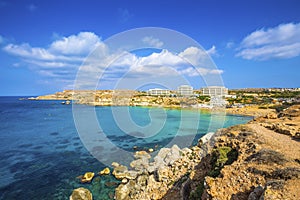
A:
[148, 88, 170, 96]
[201, 86, 228, 97]
[177, 85, 194, 96]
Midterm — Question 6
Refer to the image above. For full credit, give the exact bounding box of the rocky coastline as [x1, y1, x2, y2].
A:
[35, 90, 299, 199]
[69, 104, 300, 200]
[30, 90, 276, 117]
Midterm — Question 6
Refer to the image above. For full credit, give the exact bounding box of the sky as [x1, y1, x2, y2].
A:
[0, 0, 300, 96]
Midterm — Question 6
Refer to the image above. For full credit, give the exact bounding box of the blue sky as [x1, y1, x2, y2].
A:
[0, 0, 300, 95]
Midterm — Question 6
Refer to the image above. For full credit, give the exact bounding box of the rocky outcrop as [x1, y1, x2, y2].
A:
[113, 111, 300, 200]
[113, 144, 206, 200]
[99, 167, 110, 175]
[261, 122, 300, 138]
[256, 104, 300, 139]
[69, 187, 92, 200]
[80, 172, 95, 183]
[192, 124, 300, 200]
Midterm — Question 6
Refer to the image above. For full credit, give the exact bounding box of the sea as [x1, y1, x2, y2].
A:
[0, 96, 252, 199]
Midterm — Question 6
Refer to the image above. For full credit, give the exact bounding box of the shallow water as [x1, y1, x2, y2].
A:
[0, 97, 252, 199]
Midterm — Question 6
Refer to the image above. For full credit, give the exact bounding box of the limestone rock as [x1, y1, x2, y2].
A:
[134, 151, 151, 159]
[115, 183, 130, 200]
[112, 164, 128, 179]
[80, 172, 95, 183]
[154, 144, 182, 167]
[99, 167, 110, 175]
[70, 187, 92, 200]
[130, 151, 151, 172]
[112, 162, 120, 168]
[112, 164, 139, 180]
[265, 112, 278, 119]
[121, 178, 128, 184]
[248, 185, 264, 200]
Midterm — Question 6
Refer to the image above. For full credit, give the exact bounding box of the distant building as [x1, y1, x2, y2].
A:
[210, 96, 227, 107]
[148, 88, 170, 96]
[177, 85, 193, 96]
[201, 86, 228, 97]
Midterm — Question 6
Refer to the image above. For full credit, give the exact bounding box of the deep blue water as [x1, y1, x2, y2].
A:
[0, 97, 252, 199]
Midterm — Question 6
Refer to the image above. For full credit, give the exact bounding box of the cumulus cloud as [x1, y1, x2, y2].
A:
[178, 46, 217, 66]
[236, 22, 300, 60]
[4, 32, 104, 61]
[142, 36, 164, 48]
[107, 47, 222, 80]
[3, 32, 222, 89]
[3, 32, 105, 86]
[49, 32, 104, 55]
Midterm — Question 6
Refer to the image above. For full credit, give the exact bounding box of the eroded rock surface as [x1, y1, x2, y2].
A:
[69, 187, 92, 200]
[113, 105, 300, 200]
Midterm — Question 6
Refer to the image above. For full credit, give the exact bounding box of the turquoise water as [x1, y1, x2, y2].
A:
[0, 97, 252, 199]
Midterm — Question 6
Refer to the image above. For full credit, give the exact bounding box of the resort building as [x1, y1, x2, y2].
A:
[177, 85, 194, 96]
[201, 86, 228, 97]
[210, 96, 227, 107]
[148, 88, 170, 96]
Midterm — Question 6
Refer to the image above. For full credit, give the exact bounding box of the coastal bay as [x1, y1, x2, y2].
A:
[0, 96, 252, 199]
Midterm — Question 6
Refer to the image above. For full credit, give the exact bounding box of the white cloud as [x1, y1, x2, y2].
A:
[138, 49, 183, 66]
[206, 45, 217, 55]
[4, 43, 58, 60]
[3, 32, 106, 86]
[107, 47, 222, 79]
[226, 42, 234, 49]
[178, 46, 216, 66]
[3, 32, 222, 89]
[49, 32, 104, 55]
[236, 22, 300, 60]
[142, 36, 164, 48]
[4, 32, 104, 60]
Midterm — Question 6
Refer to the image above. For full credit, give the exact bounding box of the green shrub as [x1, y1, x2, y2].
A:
[208, 146, 238, 178]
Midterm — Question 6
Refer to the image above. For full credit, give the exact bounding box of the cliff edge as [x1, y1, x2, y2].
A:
[112, 105, 300, 200]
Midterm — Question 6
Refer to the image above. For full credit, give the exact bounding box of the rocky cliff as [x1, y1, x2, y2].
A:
[112, 104, 300, 200]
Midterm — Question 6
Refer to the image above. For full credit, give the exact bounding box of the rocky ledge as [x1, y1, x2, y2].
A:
[69, 104, 300, 199]
[111, 105, 300, 200]
[254, 104, 300, 139]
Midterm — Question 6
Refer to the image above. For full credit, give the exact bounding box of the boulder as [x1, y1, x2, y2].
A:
[115, 183, 131, 200]
[130, 158, 149, 171]
[134, 151, 151, 159]
[69, 187, 92, 200]
[112, 165, 128, 179]
[248, 186, 264, 200]
[112, 164, 139, 180]
[164, 145, 181, 165]
[265, 112, 277, 119]
[99, 167, 110, 175]
[112, 162, 120, 168]
[148, 148, 154, 153]
[80, 172, 95, 183]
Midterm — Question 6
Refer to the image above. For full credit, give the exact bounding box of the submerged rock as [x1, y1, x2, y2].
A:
[80, 172, 95, 183]
[69, 187, 92, 200]
[99, 167, 110, 175]
[112, 164, 139, 180]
